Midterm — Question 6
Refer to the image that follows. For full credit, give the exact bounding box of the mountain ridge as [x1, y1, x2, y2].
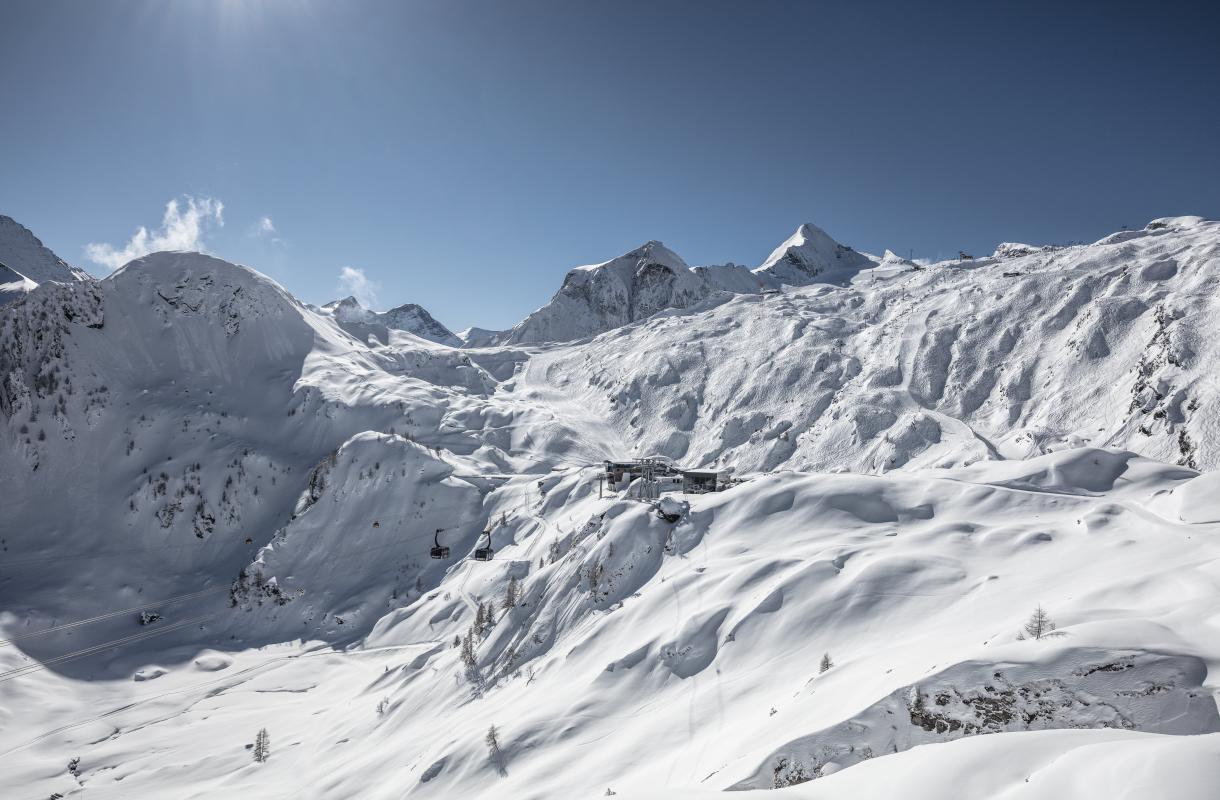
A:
[0, 214, 92, 305]
[500, 223, 879, 344]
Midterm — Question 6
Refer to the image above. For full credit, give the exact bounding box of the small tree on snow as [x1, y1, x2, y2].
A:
[475, 602, 486, 634]
[460, 629, 477, 669]
[502, 575, 519, 611]
[819, 652, 833, 673]
[482, 600, 496, 628]
[485, 724, 505, 774]
[253, 728, 270, 763]
[1018, 605, 1057, 640]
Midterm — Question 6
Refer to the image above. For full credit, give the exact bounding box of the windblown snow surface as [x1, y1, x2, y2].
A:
[2, 216, 1220, 799]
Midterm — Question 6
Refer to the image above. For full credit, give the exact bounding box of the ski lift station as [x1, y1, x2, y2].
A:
[602, 459, 731, 496]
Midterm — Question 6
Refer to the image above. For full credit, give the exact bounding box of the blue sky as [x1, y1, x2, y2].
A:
[1, 0, 1217, 331]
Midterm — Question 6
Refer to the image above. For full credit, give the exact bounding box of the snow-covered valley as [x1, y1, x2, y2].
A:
[2, 215, 1220, 799]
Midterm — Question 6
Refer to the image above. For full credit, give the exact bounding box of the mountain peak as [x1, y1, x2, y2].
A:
[318, 294, 459, 346]
[322, 295, 373, 323]
[756, 222, 876, 285]
[633, 240, 687, 270]
[794, 221, 832, 240]
[379, 302, 460, 346]
[0, 214, 91, 304]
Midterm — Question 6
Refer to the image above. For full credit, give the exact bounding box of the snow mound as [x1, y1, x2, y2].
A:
[193, 651, 232, 671]
[1164, 470, 1220, 523]
[133, 665, 169, 681]
[624, 731, 1220, 800]
[732, 646, 1218, 788]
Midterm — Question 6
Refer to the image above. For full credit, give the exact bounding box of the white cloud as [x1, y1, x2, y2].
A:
[250, 215, 283, 245]
[338, 266, 378, 308]
[85, 196, 225, 271]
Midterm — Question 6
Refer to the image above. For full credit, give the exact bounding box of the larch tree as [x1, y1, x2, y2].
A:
[1019, 605, 1057, 640]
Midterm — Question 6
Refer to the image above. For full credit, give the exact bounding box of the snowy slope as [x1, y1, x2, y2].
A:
[5, 447, 1220, 798]
[623, 731, 1220, 800]
[2, 214, 1220, 799]
[0, 215, 91, 305]
[0, 262, 38, 306]
[514, 215, 1220, 473]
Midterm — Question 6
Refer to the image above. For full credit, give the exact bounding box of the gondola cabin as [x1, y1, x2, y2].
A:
[473, 530, 493, 561]
[430, 528, 450, 559]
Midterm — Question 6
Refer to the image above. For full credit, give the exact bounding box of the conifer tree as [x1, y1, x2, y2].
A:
[461, 629, 477, 668]
[502, 575, 519, 611]
[253, 728, 270, 763]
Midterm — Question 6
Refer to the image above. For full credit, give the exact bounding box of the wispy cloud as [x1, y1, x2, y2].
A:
[338, 266, 378, 307]
[250, 215, 284, 245]
[85, 196, 225, 271]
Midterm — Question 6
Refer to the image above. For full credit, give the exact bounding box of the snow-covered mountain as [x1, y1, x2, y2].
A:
[505, 240, 715, 344]
[319, 295, 462, 346]
[754, 222, 877, 286]
[0, 215, 92, 285]
[2, 215, 1220, 800]
[524, 215, 1220, 474]
[503, 224, 879, 344]
[0, 212, 90, 303]
[0, 214, 92, 305]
